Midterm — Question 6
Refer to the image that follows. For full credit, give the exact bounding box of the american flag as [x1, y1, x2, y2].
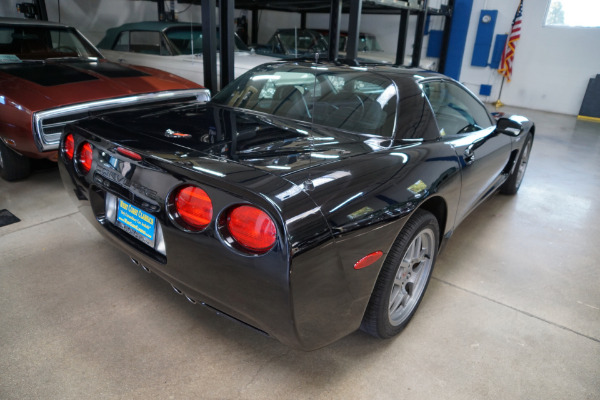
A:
[498, 0, 523, 81]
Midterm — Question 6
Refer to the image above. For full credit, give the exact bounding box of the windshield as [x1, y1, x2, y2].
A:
[212, 64, 398, 137]
[0, 25, 101, 61]
[164, 26, 249, 55]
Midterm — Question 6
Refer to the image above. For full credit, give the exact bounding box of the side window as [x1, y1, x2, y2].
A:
[0, 27, 14, 45]
[129, 31, 162, 55]
[113, 31, 129, 51]
[422, 80, 493, 136]
[267, 36, 282, 54]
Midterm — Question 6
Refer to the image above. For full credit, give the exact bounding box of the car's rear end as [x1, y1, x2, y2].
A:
[58, 114, 343, 350]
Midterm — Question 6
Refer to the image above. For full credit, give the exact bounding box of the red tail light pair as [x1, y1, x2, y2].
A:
[170, 185, 277, 254]
[63, 134, 276, 254]
[63, 133, 92, 174]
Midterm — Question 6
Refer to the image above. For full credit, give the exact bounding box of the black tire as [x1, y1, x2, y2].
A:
[500, 132, 533, 195]
[361, 209, 439, 339]
[0, 141, 31, 181]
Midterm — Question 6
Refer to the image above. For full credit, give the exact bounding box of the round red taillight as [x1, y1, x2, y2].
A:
[64, 134, 74, 160]
[77, 142, 93, 174]
[226, 205, 276, 253]
[172, 185, 213, 231]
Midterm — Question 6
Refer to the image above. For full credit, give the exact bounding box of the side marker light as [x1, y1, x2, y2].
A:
[354, 251, 384, 270]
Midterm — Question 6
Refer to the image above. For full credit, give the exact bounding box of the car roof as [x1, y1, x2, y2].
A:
[98, 20, 205, 48]
[276, 28, 321, 33]
[106, 20, 202, 33]
[258, 60, 445, 81]
[0, 17, 72, 29]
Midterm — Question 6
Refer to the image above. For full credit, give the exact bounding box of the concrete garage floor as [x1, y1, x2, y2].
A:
[1, 106, 598, 399]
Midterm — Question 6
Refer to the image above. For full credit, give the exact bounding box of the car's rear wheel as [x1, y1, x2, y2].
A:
[361, 209, 439, 339]
[501, 132, 532, 195]
[0, 141, 31, 181]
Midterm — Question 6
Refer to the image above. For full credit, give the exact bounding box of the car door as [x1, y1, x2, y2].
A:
[422, 79, 512, 225]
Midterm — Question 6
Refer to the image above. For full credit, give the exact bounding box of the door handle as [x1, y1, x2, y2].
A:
[464, 145, 475, 165]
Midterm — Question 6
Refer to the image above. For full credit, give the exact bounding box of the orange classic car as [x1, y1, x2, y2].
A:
[0, 17, 209, 181]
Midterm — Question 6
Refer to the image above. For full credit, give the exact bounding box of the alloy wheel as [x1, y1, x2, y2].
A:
[388, 228, 435, 326]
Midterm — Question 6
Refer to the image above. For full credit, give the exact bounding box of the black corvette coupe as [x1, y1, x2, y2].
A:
[58, 61, 534, 350]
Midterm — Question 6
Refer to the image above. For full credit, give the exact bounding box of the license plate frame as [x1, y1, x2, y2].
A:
[115, 198, 156, 248]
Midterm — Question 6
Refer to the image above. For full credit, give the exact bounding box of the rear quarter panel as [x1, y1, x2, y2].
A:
[285, 141, 462, 348]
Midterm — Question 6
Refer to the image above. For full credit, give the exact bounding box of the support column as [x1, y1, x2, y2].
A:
[220, 0, 234, 89]
[157, 0, 166, 20]
[328, 0, 342, 62]
[395, 9, 409, 65]
[251, 9, 259, 45]
[438, 0, 455, 74]
[34, 0, 48, 20]
[412, 0, 429, 68]
[345, 0, 362, 64]
[201, 0, 218, 93]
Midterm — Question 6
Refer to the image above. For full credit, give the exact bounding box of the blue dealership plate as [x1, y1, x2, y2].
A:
[115, 198, 156, 247]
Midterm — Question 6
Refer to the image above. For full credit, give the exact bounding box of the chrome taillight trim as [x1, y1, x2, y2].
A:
[32, 88, 211, 151]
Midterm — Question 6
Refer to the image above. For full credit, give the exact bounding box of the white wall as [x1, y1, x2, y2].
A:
[458, 0, 600, 115]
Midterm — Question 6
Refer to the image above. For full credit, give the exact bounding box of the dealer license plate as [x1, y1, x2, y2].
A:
[115, 198, 156, 247]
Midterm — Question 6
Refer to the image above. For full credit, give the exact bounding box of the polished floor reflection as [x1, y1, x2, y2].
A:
[1, 106, 598, 399]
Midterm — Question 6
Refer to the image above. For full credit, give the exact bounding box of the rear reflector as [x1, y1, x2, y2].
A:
[354, 251, 383, 270]
[78, 142, 93, 174]
[172, 185, 213, 231]
[64, 134, 74, 160]
[116, 147, 142, 161]
[226, 205, 276, 254]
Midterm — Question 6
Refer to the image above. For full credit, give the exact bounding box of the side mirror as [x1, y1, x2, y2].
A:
[495, 117, 522, 136]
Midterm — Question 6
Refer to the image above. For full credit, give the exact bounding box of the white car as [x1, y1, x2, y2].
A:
[97, 21, 278, 87]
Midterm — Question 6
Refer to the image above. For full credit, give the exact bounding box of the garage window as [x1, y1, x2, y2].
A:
[545, 0, 600, 27]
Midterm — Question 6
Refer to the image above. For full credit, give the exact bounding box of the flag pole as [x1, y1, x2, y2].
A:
[495, 76, 506, 109]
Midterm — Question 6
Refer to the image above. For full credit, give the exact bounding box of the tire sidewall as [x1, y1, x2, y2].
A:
[372, 210, 439, 338]
[501, 132, 532, 194]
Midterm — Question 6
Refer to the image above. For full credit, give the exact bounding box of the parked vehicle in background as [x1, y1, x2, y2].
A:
[58, 61, 534, 350]
[0, 17, 208, 181]
[254, 28, 329, 59]
[318, 29, 437, 69]
[97, 21, 278, 86]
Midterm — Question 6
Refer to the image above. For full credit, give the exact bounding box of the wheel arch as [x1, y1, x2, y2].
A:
[417, 195, 448, 249]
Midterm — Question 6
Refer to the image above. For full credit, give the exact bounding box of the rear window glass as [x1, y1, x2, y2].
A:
[212, 65, 398, 137]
